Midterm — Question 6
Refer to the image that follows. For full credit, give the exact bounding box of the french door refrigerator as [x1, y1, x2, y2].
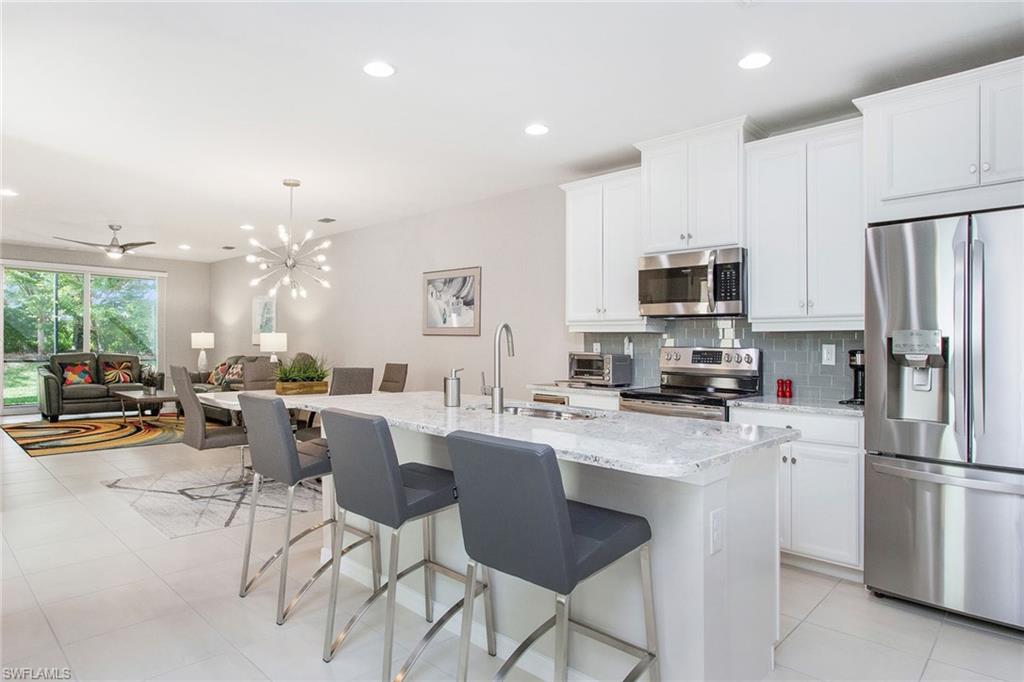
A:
[864, 206, 1024, 630]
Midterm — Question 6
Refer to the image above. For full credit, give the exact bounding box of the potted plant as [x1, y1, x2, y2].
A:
[274, 355, 330, 395]
[140, 366, 161, 395]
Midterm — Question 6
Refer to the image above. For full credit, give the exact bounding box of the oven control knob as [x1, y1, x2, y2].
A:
[673, 352, 681, 361]
[744, 354, 753, 364]
[664, 352, 672, 361]
[723, 353, 732, 362]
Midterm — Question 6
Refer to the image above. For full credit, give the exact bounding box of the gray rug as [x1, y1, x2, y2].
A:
[104, 466, 322, 539]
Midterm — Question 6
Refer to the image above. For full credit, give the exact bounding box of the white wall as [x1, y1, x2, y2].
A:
[211, 185, 577, 399]
[0, 242, 212, 374]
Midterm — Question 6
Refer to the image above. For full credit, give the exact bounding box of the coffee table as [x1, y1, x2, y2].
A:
[112, 389, 180, 426]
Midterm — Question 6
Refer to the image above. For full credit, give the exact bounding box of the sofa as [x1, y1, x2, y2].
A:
[37, 352, 165, 422]
[186, 355, 278, 424]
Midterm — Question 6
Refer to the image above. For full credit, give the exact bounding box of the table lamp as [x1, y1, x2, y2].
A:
[191, 332, 215, 373]
[260, 332, 287, 364]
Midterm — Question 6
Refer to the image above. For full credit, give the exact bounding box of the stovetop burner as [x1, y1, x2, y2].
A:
[622, 346, 764, 407]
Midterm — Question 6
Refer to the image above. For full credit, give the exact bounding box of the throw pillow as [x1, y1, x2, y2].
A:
[225, 363, 244, 381]
[62, 363, 94, 385]
[102, 360, 134, 384]
[208, 363, 229, 386]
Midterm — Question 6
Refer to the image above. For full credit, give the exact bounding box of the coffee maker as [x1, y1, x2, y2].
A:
[840, 349, 865, 405]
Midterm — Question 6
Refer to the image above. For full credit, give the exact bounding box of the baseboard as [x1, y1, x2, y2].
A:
[782, 552, 864, 583]
[335, 559, 596, 682]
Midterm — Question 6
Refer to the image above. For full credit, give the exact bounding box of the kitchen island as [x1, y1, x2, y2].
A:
[199, 390, 799, 680]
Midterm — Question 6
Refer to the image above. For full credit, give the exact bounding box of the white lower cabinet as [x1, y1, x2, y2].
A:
[731, 407, 864, 569]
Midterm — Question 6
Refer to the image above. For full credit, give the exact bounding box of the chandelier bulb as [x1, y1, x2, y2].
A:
[249, 238, 261, 248]
[249, 278, 260, 287]
[299, 287, 308, 298]
[245, 254, 257, 263]
[320, 265, 331, 272]
[290, 288, 298, 299]
[268, 287, 278, 297]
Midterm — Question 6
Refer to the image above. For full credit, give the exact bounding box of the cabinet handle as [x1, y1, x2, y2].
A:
[969, 164, 978, 174]
[785, 425, 793, 429]
[982, 162, 991, 172]
[679, 233, 686, 241]
[807, 300, 815, 308]
[595, 307, 601, 313]
[798, 300, 805, 309]
[687, 233, 693, 241]
[791, 457, 797, 465]
[782, 455, 788, 463]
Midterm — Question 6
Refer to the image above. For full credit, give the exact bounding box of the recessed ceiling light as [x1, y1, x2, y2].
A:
[363, 61, 396, 78]
[0, 188, 18, 197]
[738, 52, 772, 70]
[240, 224, 255, 231]
[178, 244, 191, 250]
[317, 217, 336, 224]
[525, 123, 549, 136]
[222, 245, 236, 250]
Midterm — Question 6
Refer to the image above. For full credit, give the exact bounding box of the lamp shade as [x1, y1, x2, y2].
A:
[260, 332, 288, 353]
[191, 332, 215, 349]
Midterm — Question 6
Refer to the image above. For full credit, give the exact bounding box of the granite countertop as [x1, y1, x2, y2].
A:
[526, 382, 635, 397]
[199, 390, 799, 480]
[728, 394, 864, 417]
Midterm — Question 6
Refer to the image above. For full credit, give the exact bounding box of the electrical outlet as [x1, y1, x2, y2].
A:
[709, 508, 725, 555]
[591, 342, 601, 353]
[822, 344, 836, 366]
[623, 336, 634, 358]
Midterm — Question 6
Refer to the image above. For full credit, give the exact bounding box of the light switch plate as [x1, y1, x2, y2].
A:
[822, 344, 836, 366]
[591, 342, 601, 353]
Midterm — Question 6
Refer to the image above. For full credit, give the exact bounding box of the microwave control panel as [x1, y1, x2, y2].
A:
[716, 263, 741, 301]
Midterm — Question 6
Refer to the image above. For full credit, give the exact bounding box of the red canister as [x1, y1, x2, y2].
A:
[776, 379, 785, 398]
[783, 379, 793, 399]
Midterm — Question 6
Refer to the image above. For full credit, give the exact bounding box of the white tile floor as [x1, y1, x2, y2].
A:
[2, 414, 1022, 681]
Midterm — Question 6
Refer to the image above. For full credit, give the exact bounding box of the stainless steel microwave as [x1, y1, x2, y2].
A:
[638, 247, 746, 317]
[568, 352, 633, 386]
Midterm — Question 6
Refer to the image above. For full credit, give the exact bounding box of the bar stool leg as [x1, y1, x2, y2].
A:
[238, 472, 263, 597]
[382, 527, 402, 682]
[481, 565, 497, 656]
[422, 515, 435, 622]
[639, 543, 661, 682]
[455, 560, 478, 682]
[276, 484, 297, 625]
[370, 522, 383, 592]
[322, 507, 345, 662]
[554, 593, 571, 682]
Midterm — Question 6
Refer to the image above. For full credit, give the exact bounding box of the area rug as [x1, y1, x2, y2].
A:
[2, 413, 207, 457]
[104, 466, 322, 538]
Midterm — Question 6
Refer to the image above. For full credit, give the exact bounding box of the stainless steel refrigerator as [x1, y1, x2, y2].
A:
[864, 206, 1024, 630]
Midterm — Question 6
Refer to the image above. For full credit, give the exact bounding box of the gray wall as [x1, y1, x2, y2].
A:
[0, 242, 212, 375]
[210, 185, 577, 400]
[586, 320, 862, 402]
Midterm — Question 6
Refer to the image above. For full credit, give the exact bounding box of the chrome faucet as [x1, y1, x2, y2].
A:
[491, 322, 515, 413]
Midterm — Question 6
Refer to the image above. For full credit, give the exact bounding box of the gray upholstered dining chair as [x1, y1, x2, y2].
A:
[378, 363, 408, 392]
[330, 367, 374, 396]
[170, 365, 250, 484]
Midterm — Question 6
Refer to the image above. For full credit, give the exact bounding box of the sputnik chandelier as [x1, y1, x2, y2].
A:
[246, 178, 331, 299]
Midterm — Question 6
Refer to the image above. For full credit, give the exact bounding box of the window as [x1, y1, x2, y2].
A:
[2, 265, 161, 408]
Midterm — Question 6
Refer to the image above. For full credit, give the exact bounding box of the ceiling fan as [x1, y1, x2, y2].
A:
[53, 224, 156, 259]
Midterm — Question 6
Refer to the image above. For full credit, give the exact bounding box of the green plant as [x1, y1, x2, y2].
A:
[140, 365, 161, 388]
[275, 355, 329, 382]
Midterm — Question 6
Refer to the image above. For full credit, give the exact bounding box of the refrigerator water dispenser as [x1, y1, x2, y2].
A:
[887, 329, 947, 423]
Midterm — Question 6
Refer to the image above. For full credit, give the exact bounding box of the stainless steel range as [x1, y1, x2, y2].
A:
[619, 347, 762, 421]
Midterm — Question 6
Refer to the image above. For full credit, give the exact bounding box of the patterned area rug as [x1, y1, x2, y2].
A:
[2, 413, 206, 457]
[104, 466, 321, 538]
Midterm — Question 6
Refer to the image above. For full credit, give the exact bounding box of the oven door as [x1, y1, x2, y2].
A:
[619, 397, 726, 421]
[569, 354, 608, 384]
[638, 248, 745, 316]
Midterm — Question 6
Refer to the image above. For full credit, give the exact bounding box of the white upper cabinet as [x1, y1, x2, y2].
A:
[981, 71, 1024, 185]
[855, 57, 1024, 223]
[562, 169, 664, 334]
[636, 117, 761, 255]
[746, 119, 864, 332]
[878, 83, 980, 200]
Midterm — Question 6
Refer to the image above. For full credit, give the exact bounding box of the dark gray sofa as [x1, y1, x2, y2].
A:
[37, 352, 165, 422]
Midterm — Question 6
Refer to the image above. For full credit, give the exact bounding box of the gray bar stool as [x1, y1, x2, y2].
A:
[320, 408, 495, 682]
[237, 393, 377, 625]
[446, 430, 660, 682]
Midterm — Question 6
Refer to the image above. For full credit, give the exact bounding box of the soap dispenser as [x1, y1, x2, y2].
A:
[444, 368, 464, 407]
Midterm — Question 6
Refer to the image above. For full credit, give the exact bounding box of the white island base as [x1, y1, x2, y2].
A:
[319, 428, 780, 681]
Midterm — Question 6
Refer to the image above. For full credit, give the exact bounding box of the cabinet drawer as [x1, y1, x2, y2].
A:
[730, 407, 861, 447]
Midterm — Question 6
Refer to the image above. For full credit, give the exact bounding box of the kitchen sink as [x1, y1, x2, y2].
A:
[464, 405, 597, 420]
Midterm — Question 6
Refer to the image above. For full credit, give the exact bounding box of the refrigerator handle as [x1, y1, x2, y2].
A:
[971, 236, 986, 438]
[952, 227, 969, 461]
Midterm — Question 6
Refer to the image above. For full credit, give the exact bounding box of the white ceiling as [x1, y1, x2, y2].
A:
[2, 2, 1022, 262]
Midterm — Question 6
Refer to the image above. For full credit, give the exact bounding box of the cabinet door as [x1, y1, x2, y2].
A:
[747, 141, 808, 320]
[688, 128, 741, 249]
[779, 443, 792, 551]
[641, 143, 688, 253]
[980, 72, 1024, 185]
[880, 83, 980, 199]
[601, 173, 643, 321]
[565, 185, 604, 322]
[807, 127, 864, 320]
[789, 443, 861, 567]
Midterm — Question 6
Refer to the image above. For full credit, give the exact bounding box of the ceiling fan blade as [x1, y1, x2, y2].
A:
[118, 241, 156, 250]
[53, 236, 108, 248]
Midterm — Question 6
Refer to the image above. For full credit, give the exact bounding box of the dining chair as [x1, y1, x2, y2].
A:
[378, 363, 408, 392]
[170, 365, 249, 484]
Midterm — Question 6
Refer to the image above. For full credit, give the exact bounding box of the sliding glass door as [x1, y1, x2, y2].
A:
[2, 266, 159, 409]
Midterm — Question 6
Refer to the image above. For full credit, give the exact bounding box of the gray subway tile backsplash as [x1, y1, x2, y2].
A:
[584, 319, 862, 402]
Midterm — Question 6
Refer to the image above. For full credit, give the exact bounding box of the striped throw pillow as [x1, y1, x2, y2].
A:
[102, 360, 134, 384]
